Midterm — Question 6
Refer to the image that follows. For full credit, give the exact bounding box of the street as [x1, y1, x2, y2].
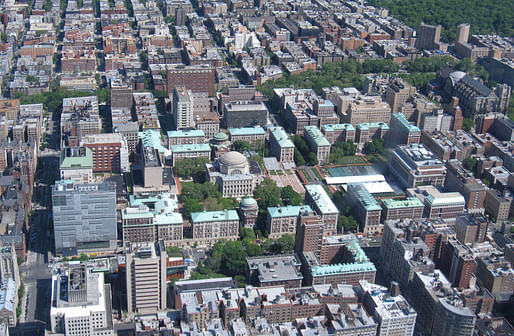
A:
[18, 109, 60, 328]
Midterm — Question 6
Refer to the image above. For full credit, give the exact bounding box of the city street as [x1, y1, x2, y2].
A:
[18, 110, 60, 327]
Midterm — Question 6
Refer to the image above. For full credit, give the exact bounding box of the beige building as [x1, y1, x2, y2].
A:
[190, 210, 239, 246]
[303, 126, 331, 165]
[269, 127, 294, 163]
[343, 96, 391, 125]
[206, 151, 256, 198]
[125, 242, 167, 314]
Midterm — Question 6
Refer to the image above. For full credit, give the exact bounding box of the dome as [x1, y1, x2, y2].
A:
[213, 132, 228, 141]
[449, 71, 466, 86]
[240, 197, 257, 208]
[220, 151, 247, 167]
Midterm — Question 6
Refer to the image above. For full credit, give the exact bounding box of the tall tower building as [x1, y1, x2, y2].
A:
[125, 241, 167, 314]
[456, 23, 470, 44]
[173, 86, 193, 130]
[415, 23, 442, 50]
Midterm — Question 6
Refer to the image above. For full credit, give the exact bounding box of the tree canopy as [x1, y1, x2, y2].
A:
[173, 158, 210, 181]
[254, 179, 282, 209]
[368, 0, 513, 42]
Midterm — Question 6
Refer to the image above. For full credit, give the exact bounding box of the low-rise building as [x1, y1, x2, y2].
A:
[190, 210, 239, 246]
[321, 123, 356, 144]
[267, 205, 314, 239]
[303, 126, 331, 165]
[171, 144, 211, 166]
[381, 197, 425, 222]
[246, 254, 303, 288]
[59, 147, 93, 184]
[228, 127, 266, 147]
[167, 129, 205, 146]
[407, 185, 466, 223]
[206, 151, 257, 198]
[269, 127, 295, 163]
[346, 183, 382, 234]
[121, 193, 183, 246]
[389, 112, 421, 146]
[301, 237, 376, 286]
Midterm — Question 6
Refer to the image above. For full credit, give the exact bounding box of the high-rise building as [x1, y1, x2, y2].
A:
[50, 263, 113, 335]
[304, 184, 339, 236]
[167, 64, 215, 96]
[411, 271, 476, 336]
[52, 180, 117, 255]
[456, 23, 470, 44]
[455, 213, 488, 245]
[173, 86, 193, 130]
[438, 237, 476, 289]
[80, 133, 129, 173]
[125, 241, 167, 314]
[358, 280, 417, 336]
[385, 78, 416, 113]
[415, 23, 442, 50]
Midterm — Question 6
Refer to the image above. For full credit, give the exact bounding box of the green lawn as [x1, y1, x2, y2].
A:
[300, 168, 313, 182]
[312, 168, 323, 181]
[337, 156, 367, 165]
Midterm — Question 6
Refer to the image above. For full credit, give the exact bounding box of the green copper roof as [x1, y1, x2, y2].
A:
[229, 127, 266, 136]
[139, 130, 166, 153]
[59, 147, 93, 169]
[304, 126, 331, 147]
[382, 197, 424, 209]
[267, 205, 312, 218]
[356, 122, 389, 131]
[392, 113, 421, 132]
[171, 144, 211, 153]
[269, 127, 294, 148]
[167, 130, 205, 138]
[191, 210, 240, 223]
[347, 183, 381, 211]
[321, 124, 356, 132]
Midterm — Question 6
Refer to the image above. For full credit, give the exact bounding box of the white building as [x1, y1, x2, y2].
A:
[358, 280, 417, 336]
[50, 263, 113, 336]
[173, 86, 193, 130]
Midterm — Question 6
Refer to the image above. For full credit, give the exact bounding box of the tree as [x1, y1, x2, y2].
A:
[363, 139, 384, 155]
[246, 243, 263, 257]
[306, 152, 318, 166]
[338, 215, 359, 232]
[462, 118, 474, 132]
[1, 32, 7, 43]
[462, 157, 477, 172]
[79, 254, 88, 261]
[222, 241, 247, 276]
[254, 179, 282, 208]
[240, 228, 256, 242]
[281, 185, 303, 206]
[232, 141, 252, 153]
[294, 148, 306, 166]
[174, 158, 209, 181]
[183, 199, 202, 218]
[277, 234, 295, 252]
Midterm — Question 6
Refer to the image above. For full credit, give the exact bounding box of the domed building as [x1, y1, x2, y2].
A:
[219, 151, 249, 175]
[239, 197, 259, 229]
[206, 151, 256, 198]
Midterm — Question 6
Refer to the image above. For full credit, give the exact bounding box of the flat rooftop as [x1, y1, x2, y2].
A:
[305, 184, 339, 214]
[247, 254, 303, 284]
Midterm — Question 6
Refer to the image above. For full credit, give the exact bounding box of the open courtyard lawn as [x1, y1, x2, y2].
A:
[332, 156, 367, 166]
